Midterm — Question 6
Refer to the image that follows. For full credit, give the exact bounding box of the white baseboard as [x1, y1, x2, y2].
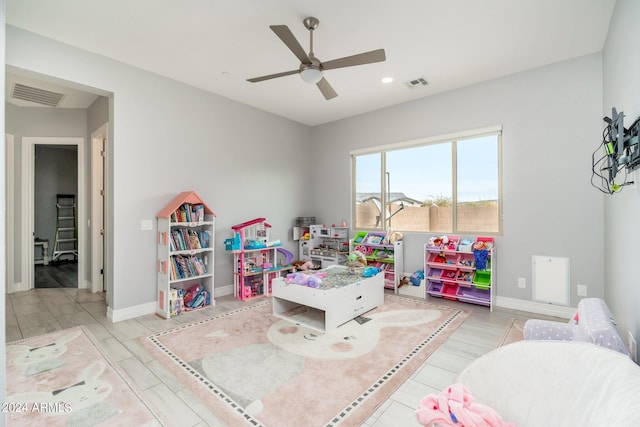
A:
[8, 281, 28, 293]
[496, 296, 575, 319]
[215, 284, 234, 297]
[108, 301, 156, 323]
[107, 286, 233, 323]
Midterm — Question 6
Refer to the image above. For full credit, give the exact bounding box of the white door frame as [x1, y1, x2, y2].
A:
[21, 137, 85, 291]
[6, 134, 15, 292]
[91, 124, 107, 293]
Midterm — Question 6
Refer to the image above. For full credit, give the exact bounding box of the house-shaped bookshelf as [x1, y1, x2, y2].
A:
[156, 191, 216, 318]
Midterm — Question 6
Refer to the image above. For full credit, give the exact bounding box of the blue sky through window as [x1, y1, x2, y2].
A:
[356, 135, 498, 203]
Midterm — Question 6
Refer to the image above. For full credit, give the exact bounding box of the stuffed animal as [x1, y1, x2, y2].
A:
[388, 231, 403, 244]
[348, 250, 367, 266]
[410, 269, 425, 286]
[292, 260, 315, 271]
[362, 267, 381, 277]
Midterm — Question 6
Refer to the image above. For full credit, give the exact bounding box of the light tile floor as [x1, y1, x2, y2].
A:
[6, 288, 562, 426]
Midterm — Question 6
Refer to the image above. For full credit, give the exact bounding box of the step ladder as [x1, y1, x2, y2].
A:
[52, 194, 78, 262]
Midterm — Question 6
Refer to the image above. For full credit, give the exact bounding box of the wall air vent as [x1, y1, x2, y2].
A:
[406, 77, 429, 89]
[12, 83, 65, 107]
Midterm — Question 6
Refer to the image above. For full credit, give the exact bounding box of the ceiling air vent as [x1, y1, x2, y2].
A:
[406, 77, 429, 89]
[12, 83, 65, 107]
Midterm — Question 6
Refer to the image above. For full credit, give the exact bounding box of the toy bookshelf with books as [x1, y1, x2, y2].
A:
[156, 191, 216, 318]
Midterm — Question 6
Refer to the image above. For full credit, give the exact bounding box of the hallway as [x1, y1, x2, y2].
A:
[34, 261, 78, 288]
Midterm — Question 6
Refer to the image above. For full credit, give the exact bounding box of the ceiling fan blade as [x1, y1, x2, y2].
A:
[321, 49, 386, 70]
[316, 77, 338, 100]
[270, 25, 311, 64]
[247, 69, 299, 83]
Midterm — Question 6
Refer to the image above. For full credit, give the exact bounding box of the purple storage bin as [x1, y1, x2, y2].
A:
[456, 287, 490, 306]
[427, 280, 443, 297]
[427, 268, 443, 281]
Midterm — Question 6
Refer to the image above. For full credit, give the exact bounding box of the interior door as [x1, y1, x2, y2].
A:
[91, 126, 106, 293]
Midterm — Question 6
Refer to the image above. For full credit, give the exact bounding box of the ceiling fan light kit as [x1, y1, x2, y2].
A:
[300, 66, 323, 84]
[247, 16, 386, 100]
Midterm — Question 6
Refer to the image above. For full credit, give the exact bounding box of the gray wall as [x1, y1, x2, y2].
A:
[87, 95, 108, 136]
[310, 53, 605, 307]
[7, 25, 312, 312]
[602, 0, 640, 355]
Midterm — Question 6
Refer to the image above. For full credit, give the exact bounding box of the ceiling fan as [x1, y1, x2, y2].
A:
[247, 17, 386, 100]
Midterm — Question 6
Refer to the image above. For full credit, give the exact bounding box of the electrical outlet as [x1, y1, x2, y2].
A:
[517, 277, 526, 288]
[577, 284, 587, 297]
[629, 332, 637, 363]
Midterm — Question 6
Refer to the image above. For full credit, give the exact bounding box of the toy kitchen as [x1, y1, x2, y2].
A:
[305, 224, 350, 268]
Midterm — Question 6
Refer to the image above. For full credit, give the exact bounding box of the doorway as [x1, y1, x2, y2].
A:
[34, 145, 79, 288]
[21, 137, 85, 291]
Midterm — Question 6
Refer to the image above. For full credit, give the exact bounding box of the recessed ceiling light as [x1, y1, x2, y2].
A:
[381, 77, 394, 84]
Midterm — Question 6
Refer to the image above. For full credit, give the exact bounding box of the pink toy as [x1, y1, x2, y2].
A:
[242, 286, 252, 299]
[416, 383, 515, 427]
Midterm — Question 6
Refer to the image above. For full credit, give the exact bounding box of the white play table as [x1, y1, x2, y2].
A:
[271, 265, 384, 332]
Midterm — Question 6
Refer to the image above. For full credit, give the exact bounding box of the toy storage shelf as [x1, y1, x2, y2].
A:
[350, 231, 404, 293]
[156, 191, 216, 319]
[424, 237, 495, 311]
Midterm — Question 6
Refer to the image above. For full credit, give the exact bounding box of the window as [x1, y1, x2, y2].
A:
[352, 127, 501, 234]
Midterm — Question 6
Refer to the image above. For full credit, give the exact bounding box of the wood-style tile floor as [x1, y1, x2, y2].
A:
[5, 288, 559, 426]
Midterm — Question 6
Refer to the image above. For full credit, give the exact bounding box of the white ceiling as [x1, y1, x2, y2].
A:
[6, 0, 616, 126]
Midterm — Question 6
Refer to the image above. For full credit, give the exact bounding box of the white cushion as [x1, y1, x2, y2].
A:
[456, 341, 640, 427]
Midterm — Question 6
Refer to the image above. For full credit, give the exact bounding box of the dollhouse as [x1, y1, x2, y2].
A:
[227, 218, 294, 300]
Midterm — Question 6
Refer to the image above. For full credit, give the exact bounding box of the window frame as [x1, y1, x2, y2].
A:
[351, 126, 503, 235]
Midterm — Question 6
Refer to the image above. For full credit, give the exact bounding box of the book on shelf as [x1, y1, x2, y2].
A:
[172, 203, 206, 223]
[194, 204, 205, 222]
[170, 254, 207, 280]
[199, 231, 210, 248]
[188, 230, 202, 249]
[169, 229, 208, 252]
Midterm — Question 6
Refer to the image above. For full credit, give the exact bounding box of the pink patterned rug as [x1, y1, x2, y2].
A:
[497, 318, 525, 347]
[139, 294, 468, 426]
[6, 326, 163, 426]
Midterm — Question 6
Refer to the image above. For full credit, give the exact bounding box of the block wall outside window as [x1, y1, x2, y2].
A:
[352, 128, 501, 234]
